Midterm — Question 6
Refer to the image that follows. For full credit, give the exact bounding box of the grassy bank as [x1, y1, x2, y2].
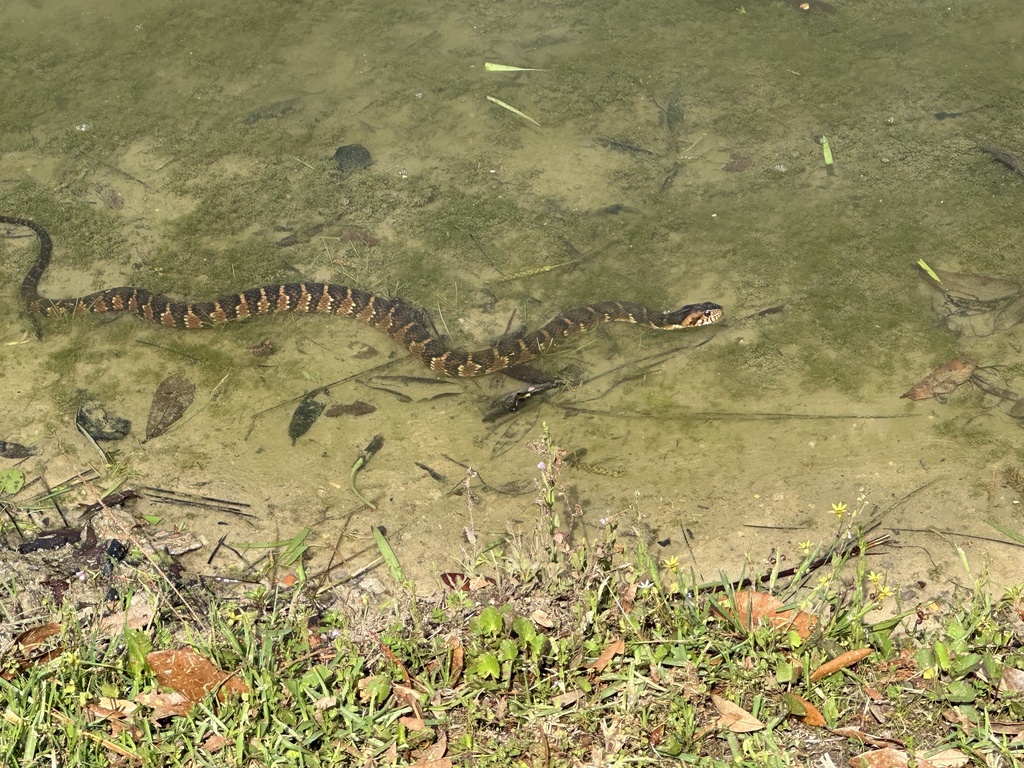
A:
[1, 431, 1022, 767]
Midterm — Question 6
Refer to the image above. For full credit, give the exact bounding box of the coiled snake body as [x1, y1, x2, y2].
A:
[4, 215, 723, 377]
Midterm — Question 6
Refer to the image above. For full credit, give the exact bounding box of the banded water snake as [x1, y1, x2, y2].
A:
[3, 215, 723, 377]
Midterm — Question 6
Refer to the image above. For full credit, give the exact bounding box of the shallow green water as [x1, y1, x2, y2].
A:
[2, 0, 1023, 596]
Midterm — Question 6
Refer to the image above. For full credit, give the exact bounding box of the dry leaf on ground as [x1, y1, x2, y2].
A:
[719, 590, 816, 639]
[145, 374, 195, 441]
[810, 648, 874, 681]
[447, 635, 464, 686]
[412, 731, 447, 764]
[999, 665, 1024, 693]
[783, 692, 826, 726]
[587, 638, 625, 672]
[711, 693, 764, 733]
[134, 690, 192, 719]
[97, 593, 158, 636]
[848, 747, 968, 768]
[146, 648, 249, 709]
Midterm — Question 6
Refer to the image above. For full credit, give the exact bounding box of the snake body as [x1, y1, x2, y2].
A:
[4, 215, 723, 377]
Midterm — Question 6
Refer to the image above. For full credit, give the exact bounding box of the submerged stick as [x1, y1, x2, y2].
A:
[350, 434, 385, 509]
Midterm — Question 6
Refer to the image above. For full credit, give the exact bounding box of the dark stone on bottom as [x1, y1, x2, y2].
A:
[76, 393, 131, 441]
[333, 144, 373, 172]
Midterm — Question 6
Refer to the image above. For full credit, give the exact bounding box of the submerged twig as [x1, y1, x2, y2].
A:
[350, 435, 384, 509]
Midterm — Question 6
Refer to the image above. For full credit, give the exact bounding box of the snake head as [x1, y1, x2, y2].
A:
[664, 301, 723, 328]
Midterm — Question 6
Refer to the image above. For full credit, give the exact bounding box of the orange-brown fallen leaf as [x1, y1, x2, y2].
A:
[587, 638, 625, 672]
[447, 635, 464, 686]
[719, 590, 817, 640]
[901, 357, 976, 400]
[810, 647, 874, 681]
[711, 693, 765, 733]
[783, 692, 826, 726]
[146, 648, 250, 710]
[925, 749, 971, 767]
[863, 685, 884, 701]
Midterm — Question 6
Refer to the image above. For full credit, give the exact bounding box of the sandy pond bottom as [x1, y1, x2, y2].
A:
[3, 310, 1021, 621]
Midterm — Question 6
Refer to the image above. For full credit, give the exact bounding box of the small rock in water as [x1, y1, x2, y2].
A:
[0, 440, 36, 459]
[333, 144, 373, 173]
[76, 394, 131, 441]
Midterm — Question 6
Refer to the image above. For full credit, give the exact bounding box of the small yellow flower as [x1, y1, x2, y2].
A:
[867, 570, 885, 587]
[662, 556, 680, 573]
[799, 540, 813, 555]
[830, 501, 847, 520]
[875, 585, 895, 602]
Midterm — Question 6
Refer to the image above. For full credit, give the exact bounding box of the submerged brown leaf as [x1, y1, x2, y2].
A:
[146, 375, 195, 441]
[928, 268, 1020, 305]
[901, 358, 976, 401]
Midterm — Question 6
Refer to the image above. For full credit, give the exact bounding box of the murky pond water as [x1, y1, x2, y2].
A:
[3, 0, 1024, 604]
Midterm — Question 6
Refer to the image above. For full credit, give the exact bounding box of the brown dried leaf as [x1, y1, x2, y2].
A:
[721, 590, 816, 639]
[925, 749, 970, 768]
[989, 720, 1024, 735]
[97, 593, 158, 637]
[447, 636, 464, 686]
[901, 358, 976, 401]
[552, 689, 586, 708]
[849, 747, 941, 768]
[203, 734, 230, 753]
[16, 622, 62, 649]
[711, 693, 765, 733]
[146, 648, 249, 708]
[415, 731, 447, 763]
[146, 375, 195, 441]
[587, 638, 625, 672]
[786, 693, 826, 726]
[999, 665, 1024, 693]
[134, 690, 192, 719]
[832, 726, 904, 749]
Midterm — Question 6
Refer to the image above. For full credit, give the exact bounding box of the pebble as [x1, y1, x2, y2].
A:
[333, 144, 373, 173]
